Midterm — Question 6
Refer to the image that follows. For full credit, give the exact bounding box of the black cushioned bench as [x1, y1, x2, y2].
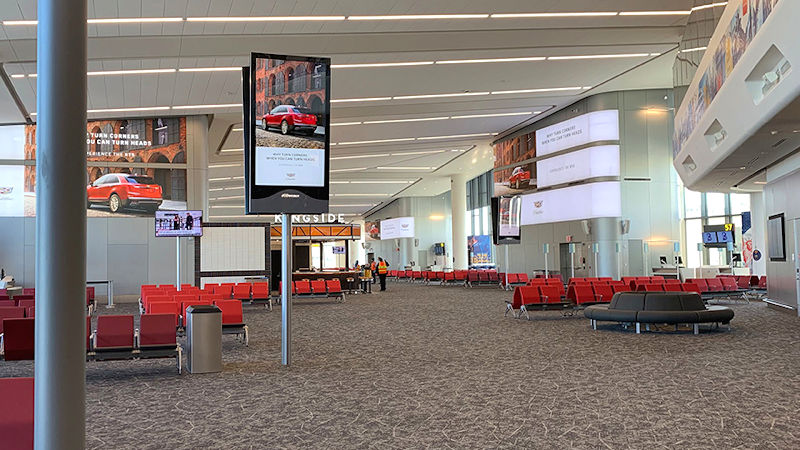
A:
[584, 291, 734, 334]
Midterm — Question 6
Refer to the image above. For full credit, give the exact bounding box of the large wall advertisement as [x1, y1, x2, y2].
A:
[519, 181, 621, 226]
[536, 145, 620, 188]
[0, 118, 188, 217]
[380, 217, 415, 240]
[247, 53, 331, 214]
[493, 131, 536, 196]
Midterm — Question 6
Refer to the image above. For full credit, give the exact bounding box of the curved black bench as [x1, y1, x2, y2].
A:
[584, 291, 733, 334]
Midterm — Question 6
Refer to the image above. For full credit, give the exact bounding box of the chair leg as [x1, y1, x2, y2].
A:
[177, 345, 183, 374]
[635, 322, 641, 334]
[693, 323, 699, 335]
[591, 319, 597, 330]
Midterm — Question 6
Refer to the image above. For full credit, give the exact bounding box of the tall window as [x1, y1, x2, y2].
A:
[152, 118, 180, 147]
[681, 188, 750, 267]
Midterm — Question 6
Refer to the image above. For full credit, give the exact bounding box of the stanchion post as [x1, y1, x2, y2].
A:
[176, 237, 181, 291]
[543, 243, 550, 278]
[281, 213, 292, 366]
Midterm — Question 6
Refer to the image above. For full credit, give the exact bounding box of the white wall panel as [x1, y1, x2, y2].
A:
[200, 227, 265, 272]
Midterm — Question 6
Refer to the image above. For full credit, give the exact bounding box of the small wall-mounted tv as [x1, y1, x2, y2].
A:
[155, 210, 203, 237]
[767, 213, 785, 261]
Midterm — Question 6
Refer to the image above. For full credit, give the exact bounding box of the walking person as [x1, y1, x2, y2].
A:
[377, 257, 389, 291]
[370, 259, 377, 284]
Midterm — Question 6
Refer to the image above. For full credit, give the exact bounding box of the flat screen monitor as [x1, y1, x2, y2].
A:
[246, 53, 331, 214]
[332, 246, 345, 254]
[768, 213, 786, 261]
[491, 196, 521, 244]
[155, 210, 202, 237]
[702, 223, 734, 248]
[380, 217, 415, 239]
[702, 231, 718, 244]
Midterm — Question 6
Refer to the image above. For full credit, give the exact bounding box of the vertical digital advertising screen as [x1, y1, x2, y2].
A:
[492, 195, 521, 244]
[246, 53, 331, 214]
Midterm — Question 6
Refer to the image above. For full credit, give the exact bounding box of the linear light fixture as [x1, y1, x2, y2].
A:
[330, 97, 392, 103]
[336, 138, 415, 146]
[491, 87, 584, 95]
[618, 11, 690, 16]
[333, 193, 391, 197]
[349, 180, 417, 184]
[680, 46, 708, 53]
[219, 148, 242, 154]
[363, 116, 449, 124]
[87, 106, 171, 114]
[547, 53, 650, 60]
[451, 111, 536, 119]
[331, 61, 434, 69]
[490, 12, 618, 18]
[87, 68, 176, 76]
[436, 56, 546, 64]
[691, 2, 728, 12]
[178, 67, 242, 72]
[330, 167, 368, 173]
[330, 203, 378, 207]
[376, 166, 435, 170]
[211, 195, 245, 201]
[10, 74, 25, 78]
[417, 133, 493, 141]
[331, 154, 384, 161]
[186, 16, 346, 22]
[171, 103, 240, 109]
[210, 205, 244, 209]
[89, 17, 184, 24]
[330, 122, 363, 127]
[393, 92, 490, 100]
[209, 163, 242, 169]
[231, 127, 244, 132]
[347, 14, 489, 20]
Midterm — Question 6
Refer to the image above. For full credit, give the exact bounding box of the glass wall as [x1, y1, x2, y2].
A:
[466, 171, 494, 264]
[682, 189, 750, 267]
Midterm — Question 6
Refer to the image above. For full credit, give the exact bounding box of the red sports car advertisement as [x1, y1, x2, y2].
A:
[365, 220, 381, 241]
[19, 117, 188, 217]
[493, 131, 536, 197]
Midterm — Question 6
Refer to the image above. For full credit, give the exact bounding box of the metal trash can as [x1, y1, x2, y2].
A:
[186, 305, 222, 374]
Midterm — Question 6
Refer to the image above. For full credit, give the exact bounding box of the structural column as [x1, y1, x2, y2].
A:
[451, 174, 468, 270]
[35, 0, 87, 448]
[591, 217, 622, 278]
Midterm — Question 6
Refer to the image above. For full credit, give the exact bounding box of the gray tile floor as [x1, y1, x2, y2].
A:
[2, 283, 799, 449]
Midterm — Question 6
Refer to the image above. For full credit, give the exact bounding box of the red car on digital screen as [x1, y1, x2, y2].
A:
[87, 173, 163, 213]
[262, 105, 317, 135]
[508, 166, 531, 190]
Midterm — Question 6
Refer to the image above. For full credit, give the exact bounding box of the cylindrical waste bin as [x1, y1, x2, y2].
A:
[186, 304, 222, 374]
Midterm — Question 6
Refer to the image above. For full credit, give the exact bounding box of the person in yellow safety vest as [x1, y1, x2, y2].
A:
[377, 257, 389, 291]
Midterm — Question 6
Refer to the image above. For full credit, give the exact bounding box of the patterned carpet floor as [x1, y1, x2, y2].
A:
[2, 282, 800, 449]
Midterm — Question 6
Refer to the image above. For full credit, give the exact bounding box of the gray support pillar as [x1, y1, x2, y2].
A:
[451, 174, 468, 270]
[34, 0, 87, 448]
[281, 214, 292, 365]
[591, 217, 622, 278]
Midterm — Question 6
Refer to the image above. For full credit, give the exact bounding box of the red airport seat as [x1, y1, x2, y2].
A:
[295, 280, 312, 295]
[252, 282, 270, 300]
[278, 281, 298, 295]
[93, 315, 135, 357]
[574, 285, 600, 304]
[310, 280, 327, 295]
[148, 302, 181, 327]
[326, 279, 343, 297]
[517, 274, 529, 284]
[454, 271, 467, 281]
[232, 284, 252, 301]
[719, 277, 738, 291]
[593, 284, 614, 303]
[142, 294, 171, 313]
[0, 300, 14, 307]
[24, 306, 34, 318]
[488, 272, 500, 283]
[528, 278, 547, 285]
[215, 300, 249, 345]
[16, 299, 34, 310]
[139, 314, 177, 348]
[22, 288, 35, 296]
[443, 272, 456, 282]
[506, 273, 518, 286]
[2, 318, 35, 360]
[478, 272, 489, 283]
[705, 278, 724, 292]
[1, 307, 26, 339]
[611, 284, 629, 294]
[735, 276, 751, 289]
[758, 276, 767, 289]
[539, 285, 562, 303]
[642, 283, 664, 292]
[181, 300, 213, 327]
[681, 283, 701, 294]
[510, 286, 541, 309]
[650, 276, 664, 281]
[411, 271, 422, 281]
[212, 284, 234, 298]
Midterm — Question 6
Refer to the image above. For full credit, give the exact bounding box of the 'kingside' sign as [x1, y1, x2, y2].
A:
[274, 213, 346, 224]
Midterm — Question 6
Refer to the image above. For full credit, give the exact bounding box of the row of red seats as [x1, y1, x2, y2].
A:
[90, 314, 183, 371]
[0, 288, 35, 297]
[499, 273, 530, 286]
[527, 278, 566, 286]
[685, 278, 742, 293]
[1, 287, 95, 311]
[278, 279, 344, 298]
[508, 285, 568, 310]
[716, 274, 766, 289]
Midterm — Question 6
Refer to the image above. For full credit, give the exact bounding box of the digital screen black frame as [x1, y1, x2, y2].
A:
[246, 52, 331, 214]
[154, 210, 203, 237]
[767, 213, 786, 261]
[491, 196, 521, 245]
[702, 223, 735, 248]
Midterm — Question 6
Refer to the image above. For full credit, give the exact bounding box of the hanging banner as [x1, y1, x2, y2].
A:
[742, 211, 753, 269]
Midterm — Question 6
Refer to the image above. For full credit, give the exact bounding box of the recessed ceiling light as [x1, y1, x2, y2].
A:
[392, 92, 490, 100]
[436, 56, 546, 64]
[450, 111, 535, 119]
[491, 87, 583, 95]
[87, 68, 176, 76]
[347, 14, 489, 20]
[547, 53, 650, 60]
[376, 166, 435, 170]
[739, 167, 747, 170]
[417, 133, 493, 140]
[680, 46, 708, 53]
[172, 103, 240, 109]
[186, 16, 346, 22]
[618, 11, 690, 16]
[330, 167, 368, 173]
[330, 97, 392, 103]
[690, 3, 728, 12]
[336, 138, 415, 146]
[363, 116, 449, 124]
[89, 17, 184, 24]
[490, 12, 618, 18]
[331, 61, 434, 69]
[178, 67, 242, 72]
